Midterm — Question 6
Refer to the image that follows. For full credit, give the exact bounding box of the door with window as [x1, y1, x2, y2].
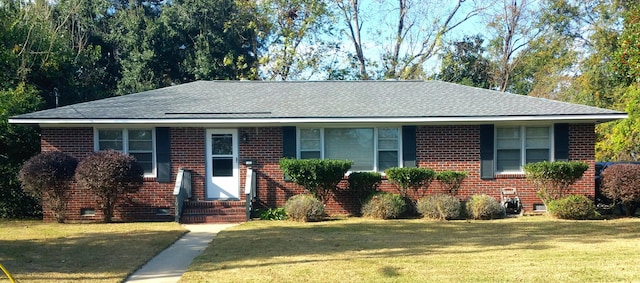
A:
[205, 129, 239, 199]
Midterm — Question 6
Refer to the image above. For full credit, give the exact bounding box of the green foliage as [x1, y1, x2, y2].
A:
[416, 194, 461, 220]
[436, 35, 491, 89]
[75, 150, 144, 222]
[435, 170, 468, 196]
[284, 194, 324, 222]
[547, 195, 598, 220]
[279, 158, 352, 204]
[465, 194, 504, 220]
[601, 164, 640, 216]
[361, 192, 406, 220]
[347, 172, 382, 206]
[523, 161, 589, 204]
[258, 207, 286, 220]
[385, 167, 435, 202]
[18, 151, 78, 223]
[0, 84, 43, 219]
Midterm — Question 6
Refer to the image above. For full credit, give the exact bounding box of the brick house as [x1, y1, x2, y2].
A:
[9, 80, 626, 222]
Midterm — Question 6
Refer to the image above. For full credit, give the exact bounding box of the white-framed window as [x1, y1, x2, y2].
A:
[495, 125, 552, 173]
[297, 127, 401, 172]
[94, 128, 156, 176]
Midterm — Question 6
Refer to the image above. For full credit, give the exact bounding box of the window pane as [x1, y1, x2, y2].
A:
[99, 141, 123, 151]
[526, 127, 550, 148]
[378, 128, 399, 139]
[131, 152, 153, 174]
[300, 151, 321, 159]
[99, 129, 122, 140]
[497, 149, 521, 171]
[497, 127, 520, 149]
[300, 128, 320, 140]
[212, 134, 233, 155]
[129, 129, 152, 140]
[378, 139, 398, 150]
[301, 140, 320, 150]
[378, 151, 398, 171]
[129, 141, 153, 151]
[325, 128, 374, 171]
[98, 130, 123, 151]
[526, 149, 549, 164]
[212, 157, 233, 177]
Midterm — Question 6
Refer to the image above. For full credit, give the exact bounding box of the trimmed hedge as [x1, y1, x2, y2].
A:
[601, 164, 640, 216]
[547, 195, 598, 220]
[523, 161, 589, 204]
[284, 194, 324, 222]
[385, 167, 435, 201]
[416, 194, 461, 220]
[465, 194, 504, 220]
[279, 158, 352, 204]
[435, 170, 467, 196]
[347, 172, 382, 206]
[18, 151, 78, 223]
[361, 192, 406, 219]
[75, 150, 144, 222]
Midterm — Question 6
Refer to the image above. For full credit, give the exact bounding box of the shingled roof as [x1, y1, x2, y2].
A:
[9, 80, 626, 125]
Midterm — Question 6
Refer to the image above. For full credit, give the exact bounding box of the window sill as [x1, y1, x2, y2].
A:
[494, 172, 526, 179]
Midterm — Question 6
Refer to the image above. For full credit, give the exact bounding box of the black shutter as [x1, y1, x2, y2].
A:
[479, 124, 495, 180]
[402, 126, 416, 167]
[282, 126, 296, 158]
[554, 123, 569, 161]
[156, 127, 171, 183]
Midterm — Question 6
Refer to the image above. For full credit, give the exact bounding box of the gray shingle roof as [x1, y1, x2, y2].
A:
[10, 80, 626, 124]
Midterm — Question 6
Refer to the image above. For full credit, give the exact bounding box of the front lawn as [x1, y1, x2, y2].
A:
[0, 220, 186, 283]
[181, 217, 640, 282]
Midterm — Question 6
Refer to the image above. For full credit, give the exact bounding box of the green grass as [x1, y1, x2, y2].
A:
[0, 220, 186, 283]
[181, 217, 640, 282]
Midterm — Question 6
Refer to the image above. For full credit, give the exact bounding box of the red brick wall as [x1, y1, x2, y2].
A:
[39, 123, 596, 221]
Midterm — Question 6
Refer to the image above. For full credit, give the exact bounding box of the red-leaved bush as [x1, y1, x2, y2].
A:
[75, 150, 144, 222]
[18, 151, 78, 223]
[601, 164, 640, 216]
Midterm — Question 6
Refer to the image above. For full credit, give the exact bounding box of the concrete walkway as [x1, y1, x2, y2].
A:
[124, 223, 239, 283]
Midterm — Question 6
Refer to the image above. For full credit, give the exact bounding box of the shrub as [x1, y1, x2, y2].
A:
[417, 194, 461, 220]
[435, 171, 468, 196]
[258, 208, 286, 220]
[523, 161, 589, 205]
[547, 195, 598, 220]
[279, 158, 352, 204]
[348, 172, 382, 206]
[284, 194, 324, 222]
[601, 164, 640, 216]
[385, 167, 435, 202]
[465, 194, 504, 220]
[361, 192, 407, 219]
[18, 151, 78, 223]
[75, 150, 144, 222]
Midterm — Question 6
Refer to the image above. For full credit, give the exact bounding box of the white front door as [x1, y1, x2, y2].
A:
[205, 129, 239, 199]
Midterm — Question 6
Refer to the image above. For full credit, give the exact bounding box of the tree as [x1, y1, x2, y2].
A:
[436, 35, 491, 88]
[379, 0, 487, 80]
[259, 0, 338, 80]
[595, 2, 640, 161]
[18, 151, 78, 223]
[486, 0, 542, 92]
[336, 0, 369, 79]
[0, 84, 43, 219]
[75, 150, 144, 222]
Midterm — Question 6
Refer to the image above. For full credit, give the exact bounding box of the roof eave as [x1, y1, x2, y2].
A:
[9, 113, 628, 127]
